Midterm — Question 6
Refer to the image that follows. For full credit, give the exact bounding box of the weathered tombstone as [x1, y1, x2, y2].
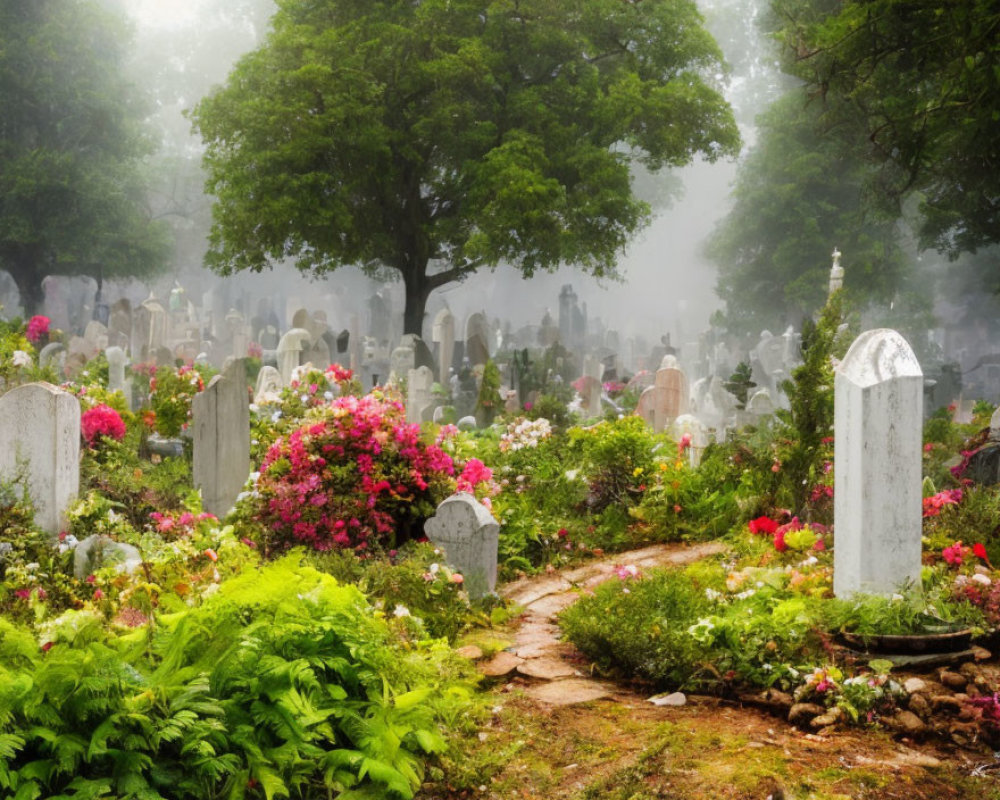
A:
[38, 342, 67, 374]
[432, 309, 456, 384]
[669, 414, 710, 467]
[654, 364, 688, 431]
[276, 328, 313, 385]
[390, 337, 416, 382]
[576, 375, 603, 419]
[746, 388, 775, 419]
[192, 359, 251, 517]
[105, 346, 132, 409]
[424, 492, 500, 599]
[635, 385, 657, 428]
[83, 320, 108, 353]
[834, 329, 923, 597]
[465, 313, 490, 367]
[73, 534, 142, 580]
[0, 382, 80, 535]
[254, 365, 283, 405]
[407, 366, 435, 424]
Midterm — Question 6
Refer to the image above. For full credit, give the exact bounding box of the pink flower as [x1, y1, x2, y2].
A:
[93, 589, 104, 600]
[25, 315, 50, 343]
[942, 541, 969, 566]
[81, 404, 126, 447]
[448, 573, 464, 584]
[677, 433, 692, 454]
[773, 530, 788, 552]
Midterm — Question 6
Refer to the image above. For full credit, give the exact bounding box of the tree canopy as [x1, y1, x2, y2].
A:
[707, 92, 906, 332]
[192, 0, 740, 335]
[0, 0, 170, 314]
[771, 0, 1000, 257]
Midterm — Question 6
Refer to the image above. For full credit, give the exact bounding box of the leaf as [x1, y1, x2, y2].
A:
[391, 688, 432, 712]
[250, 764, 289, 800]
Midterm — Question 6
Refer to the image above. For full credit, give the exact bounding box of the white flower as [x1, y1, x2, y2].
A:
[971, 573, 992, 587]
[393, 604, 411, 617]
[12, 350, 32, 368]
[429, 562, 440, 574]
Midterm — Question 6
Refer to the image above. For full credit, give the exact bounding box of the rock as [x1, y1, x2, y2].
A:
[902, 677, 927, 695]
[788, 703, 826, 727]
[971, 645, 992, 661]
[762, 689, 794, 709]
[478, 651, 524, 677]
[959, 662, 982, 679]
[888, 710, 927, 737]
[938, 670, 967, 690]
[454, 645, 483, 660]
[648, 691, 687, 707]
[524, 678, 611, 707]
[907, 692, 930, 717]
[810, 707, 843, 728]
[516, 657, 579, 680]
[931, 694, 963, 713]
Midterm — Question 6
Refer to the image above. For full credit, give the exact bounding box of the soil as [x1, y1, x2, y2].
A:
[423, 542, 1000, 800]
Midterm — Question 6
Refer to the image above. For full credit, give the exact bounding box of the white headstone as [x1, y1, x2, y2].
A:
[431, 309, 456, 383]
[0, 382, 80, 535]
[105, 346, 132, 409]
[424, 492, 500, 599]
[275, 328, 313, 386]
[834, 329, 923, 597]
[192, 359, 251, 517]
[254, 365, 283, 405]
[407, 366, 435, 424]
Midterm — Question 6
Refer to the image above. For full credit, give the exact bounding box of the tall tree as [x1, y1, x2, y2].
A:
[707, 92, 907, 332]
[0, 0, 170, 314]
[771, 0, 1000, 256]
[192, 0, 740, 335]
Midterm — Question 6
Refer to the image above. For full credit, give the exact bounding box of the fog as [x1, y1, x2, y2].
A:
[117, 0, 782, 349]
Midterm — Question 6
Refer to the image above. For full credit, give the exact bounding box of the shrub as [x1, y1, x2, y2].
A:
[80, 404, 126, 447]
[147, 363, 211, 438]
[0, 559, 477, 800]
[246, 392, 459, 552]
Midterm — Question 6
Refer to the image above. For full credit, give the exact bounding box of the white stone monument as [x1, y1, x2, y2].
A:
[407, 365, 435, 424]
[424, 492, 500, 599]
[834, 329, 923, 596]
[192, 359, 251, 517]
[0, 382, 80, 535]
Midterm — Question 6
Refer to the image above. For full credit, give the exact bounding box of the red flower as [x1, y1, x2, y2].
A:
[81, 404, 126, 446]
[974, 542, 990, 562]
[748, 516, 778, 535]
[773, 530, 788, 552]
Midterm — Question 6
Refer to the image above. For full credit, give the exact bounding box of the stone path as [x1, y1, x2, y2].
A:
[475, 541, 726, 706]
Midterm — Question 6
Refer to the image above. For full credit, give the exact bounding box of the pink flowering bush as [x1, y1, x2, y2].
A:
[25, 315, 50, 344]
[80, 404, 126, 447]
[248, 392, 459, 552]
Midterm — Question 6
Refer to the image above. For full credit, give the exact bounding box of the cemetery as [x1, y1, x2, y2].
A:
[4, 1, 1000, 798]
[0, 276, 998, 798]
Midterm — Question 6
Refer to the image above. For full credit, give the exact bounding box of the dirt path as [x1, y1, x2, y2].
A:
[441, 542, 1000, 800]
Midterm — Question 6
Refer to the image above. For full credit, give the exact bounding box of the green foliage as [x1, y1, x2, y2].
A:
[559, 567, 716, 690]
[192, 0, 739, 333]
[0, 559, 476, 799]
[723, 361, 756, 410]
[568, 416, 660, 512]
[0, 0, 170, 311]
[707, 92, 908, 333]
[775, 291, 849, 514]
[475, 360, 503, 427]
[772, 0, 1000, 256]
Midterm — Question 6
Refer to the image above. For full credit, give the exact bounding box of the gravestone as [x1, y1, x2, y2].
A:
[192, 359, 251, 517]
[432, 309, 456, 384]
[834, 329, 923, 596]
[73, 534, 142, 580]
[635, 385, 657, 428]
[276, 328, 313, 385]
[407, 366, 435, 424]
[0, 382, 80, 535]
[105, 346, 132, 408]
[424, 492, 500, 599]
[38, 342, 66, 374]
[253, 365, 283, 405]
[669, 414, 710, 468]
[576, 375, 603, 419]
[390, 337, 416, 382]
[654, 363, 688, 431]
[746, 388, 775, 419]
[465, 313, 490, 367]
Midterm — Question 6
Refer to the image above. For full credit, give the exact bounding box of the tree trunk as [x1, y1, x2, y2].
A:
[6, 249, 44, 317]
[402, 266, 431, 337]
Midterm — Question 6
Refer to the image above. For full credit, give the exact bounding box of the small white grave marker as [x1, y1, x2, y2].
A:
[424, 492, 500, 599]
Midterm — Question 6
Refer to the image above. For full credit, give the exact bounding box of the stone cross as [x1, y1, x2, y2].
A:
[829, 247, 844, 296]
[424, 492, 500, 599]
[192, 359, 251, 517]
[834, 329, 923, 596]
[0, 382, 80, 536]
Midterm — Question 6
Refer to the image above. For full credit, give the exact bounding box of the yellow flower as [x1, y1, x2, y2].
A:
[632, 467, 644, 477]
